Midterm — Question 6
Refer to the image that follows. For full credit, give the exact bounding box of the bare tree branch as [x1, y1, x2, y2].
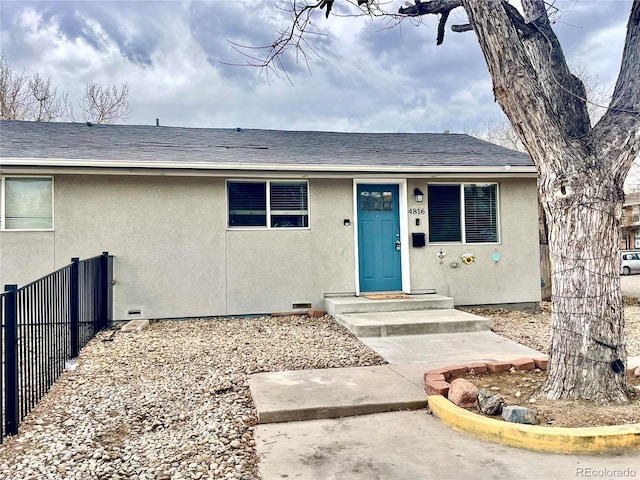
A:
[80, 82, 131, 124]
[0, 52, 30, 120]
[0, 51, 123, 124]
[227, 0, 410, 80]
[28, 74, 67, 122]
[589, 2, 640, 181]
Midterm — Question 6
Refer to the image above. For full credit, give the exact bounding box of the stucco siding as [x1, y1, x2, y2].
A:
[0, 232, 55, 288]
[406, 178, 540, 305]
[225, 179, 355, 313]
[1, 173, 540, 318]
[25, 175, 227, 320]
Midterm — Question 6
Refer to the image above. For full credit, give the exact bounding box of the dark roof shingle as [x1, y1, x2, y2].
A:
[0, 120, 533, 170]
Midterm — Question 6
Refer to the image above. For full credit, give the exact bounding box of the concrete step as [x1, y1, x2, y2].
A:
[249, 365, 428, 424]
[325, 294, 454, 316]
[335, 309, 490, 337]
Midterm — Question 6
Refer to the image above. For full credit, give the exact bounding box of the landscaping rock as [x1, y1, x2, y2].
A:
[502, 405, 538, 425]
[447, 378, 478, 409]
[0, 315, 386, 480]
[477, 388, 506, 415]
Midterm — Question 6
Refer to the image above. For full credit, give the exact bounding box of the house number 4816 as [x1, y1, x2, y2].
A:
[408, 208, 425, 215]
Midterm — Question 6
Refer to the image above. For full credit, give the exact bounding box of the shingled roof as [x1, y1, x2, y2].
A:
[0, 120, 534, 174]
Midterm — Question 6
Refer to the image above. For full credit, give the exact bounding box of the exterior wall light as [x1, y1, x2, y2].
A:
[414, 188, 424, 203]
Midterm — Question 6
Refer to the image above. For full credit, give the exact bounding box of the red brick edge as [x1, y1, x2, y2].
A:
[423, 357, 549, 399]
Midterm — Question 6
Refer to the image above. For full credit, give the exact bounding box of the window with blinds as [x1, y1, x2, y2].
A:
[1, 177, 54, 230]
[427, 183, 498, 244]
[270, 182, 308, 228]
[464, 184, 498, 243]
[228, 182, 267, 227]
[227, 180, 309, 228]
[428, 185, 462, 243]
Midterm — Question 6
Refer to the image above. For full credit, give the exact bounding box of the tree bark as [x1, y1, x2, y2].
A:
[458, 0, 640, 401]
[541, 168, 628, 401]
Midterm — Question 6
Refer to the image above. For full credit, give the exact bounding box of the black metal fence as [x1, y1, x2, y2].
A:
[1, 252, 113, 443]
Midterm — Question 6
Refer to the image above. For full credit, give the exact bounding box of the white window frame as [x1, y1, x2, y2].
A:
[1, 176, 54, 231]
[226, 179, 310, 230]
[426, 182, 500, 245]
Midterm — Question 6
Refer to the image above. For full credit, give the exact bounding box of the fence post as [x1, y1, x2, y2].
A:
[70, 258, 80, 358]
[4, 284, 19, 436]
[99, 252, 109, 329]
[107, 254, 113, 327]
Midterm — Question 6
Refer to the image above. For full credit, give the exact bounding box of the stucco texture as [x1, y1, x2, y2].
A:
[225, 179, 355, 314]
[1, 174, 540, 319]
[407, 178, 541, 306]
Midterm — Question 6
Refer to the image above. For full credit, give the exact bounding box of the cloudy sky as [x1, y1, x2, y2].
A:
[0, 0, 634, 130]
[1, 0, 638, 186]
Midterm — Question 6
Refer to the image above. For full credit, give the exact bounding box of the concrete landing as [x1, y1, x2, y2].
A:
[325, 294, 453, 316]
[120, 319, 150, 332]
[335, 309, 490, 337]
[249, 366, 427, 424]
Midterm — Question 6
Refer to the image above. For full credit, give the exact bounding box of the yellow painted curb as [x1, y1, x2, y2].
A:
[428, 395, 640, 454]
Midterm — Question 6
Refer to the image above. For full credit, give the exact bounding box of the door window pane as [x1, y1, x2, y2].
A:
[360, 191, 372, 211]
[382, 191, 393, 211]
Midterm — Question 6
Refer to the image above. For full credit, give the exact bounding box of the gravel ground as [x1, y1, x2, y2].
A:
[467, 299, 640, 357]
[1, 289, 639, 479]
[0, 316, 385, 480]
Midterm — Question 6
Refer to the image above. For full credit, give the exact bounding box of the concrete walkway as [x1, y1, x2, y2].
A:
[249, 331, 543, 424]
[251, 313, 640, 479]
[256, 411, 640, 480]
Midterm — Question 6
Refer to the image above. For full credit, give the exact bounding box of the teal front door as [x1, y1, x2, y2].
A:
[357, 184, 402, 292]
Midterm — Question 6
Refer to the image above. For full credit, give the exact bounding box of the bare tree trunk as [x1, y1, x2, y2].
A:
[461, 0, 640, 401]
[541, 168, 628, 401]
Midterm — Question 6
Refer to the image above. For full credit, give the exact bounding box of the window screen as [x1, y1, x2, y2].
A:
[464, 184, 498, 243]
[3, 177, 53, 230]
[228, 182, 266, 227]
[270, 182, 308, 228]
[228, 181, 309, 228]
[428, 185, 461, 242]
[427, 183, 499, 244]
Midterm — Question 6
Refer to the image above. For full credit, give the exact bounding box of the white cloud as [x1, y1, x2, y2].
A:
[0, 0, 634, 134]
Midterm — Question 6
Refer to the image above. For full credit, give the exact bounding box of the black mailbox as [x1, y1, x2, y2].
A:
[412, 232, 426, 248]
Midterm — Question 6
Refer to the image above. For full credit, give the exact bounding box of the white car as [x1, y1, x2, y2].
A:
[621, 251, 640, 275]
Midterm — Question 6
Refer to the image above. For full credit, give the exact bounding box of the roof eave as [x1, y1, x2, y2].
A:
[0, 157, 537, 176]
